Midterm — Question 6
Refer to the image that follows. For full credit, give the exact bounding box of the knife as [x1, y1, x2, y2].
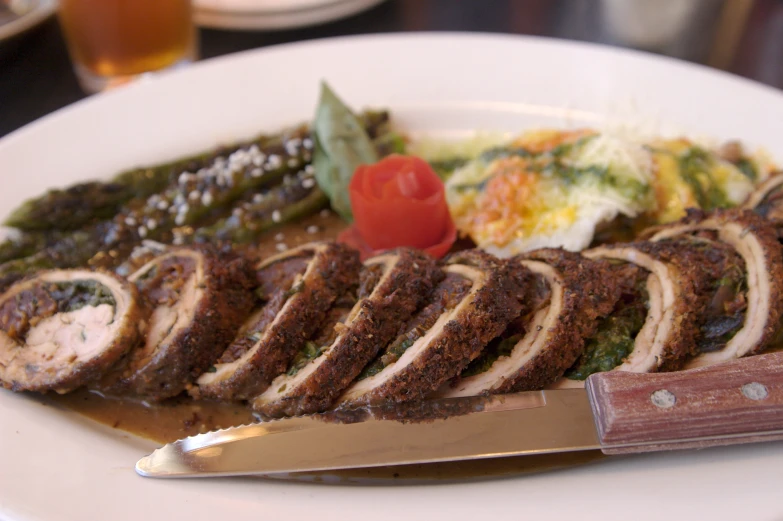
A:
[137, 350, 783, 478]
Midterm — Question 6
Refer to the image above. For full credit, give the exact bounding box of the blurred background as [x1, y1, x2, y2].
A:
[1, 0, 782, 138]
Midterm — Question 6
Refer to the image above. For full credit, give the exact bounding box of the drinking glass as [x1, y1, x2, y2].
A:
[58, 0, 197, 93]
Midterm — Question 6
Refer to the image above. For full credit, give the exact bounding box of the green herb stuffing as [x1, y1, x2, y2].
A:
[566, 283, 648, 381]
[286, 341, 327, 377]
[461, 334, 523, 377]
[358, 337, 415, 380]
[48, 280, 117, 313]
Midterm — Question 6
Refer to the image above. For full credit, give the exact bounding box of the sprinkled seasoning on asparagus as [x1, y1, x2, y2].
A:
[0, 110, 399, 287]
[105, 126, 314, 245]
[194, 170, 328, 243]
[3, 152, 218, 232]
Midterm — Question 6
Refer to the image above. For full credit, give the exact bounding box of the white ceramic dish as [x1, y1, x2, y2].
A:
[193, 0, 386, 30]
[0, 0, 55, 42]
[1, 33, 783, 521]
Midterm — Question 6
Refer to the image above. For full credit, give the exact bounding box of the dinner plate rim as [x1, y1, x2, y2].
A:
[0, 0, 56, 42]
[3, 31, 783, 148]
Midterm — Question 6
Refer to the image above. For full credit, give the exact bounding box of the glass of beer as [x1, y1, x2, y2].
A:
[58, 0, 197, 93]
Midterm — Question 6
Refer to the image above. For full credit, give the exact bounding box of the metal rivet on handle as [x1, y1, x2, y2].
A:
[650, 389, 676, 409]
[741, 382, 768, 401]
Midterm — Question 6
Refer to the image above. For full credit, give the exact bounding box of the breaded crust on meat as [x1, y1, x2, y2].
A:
[340, 250, 523, 406]
[646, 208, 783, 361]
[98, 245, 255, 400]
[0, 269, 145, 393]
[494, 249, 622, 392]
[193, 242, 360, 401]
[253, 249, 441, 417]
[591, 238, 737, 371]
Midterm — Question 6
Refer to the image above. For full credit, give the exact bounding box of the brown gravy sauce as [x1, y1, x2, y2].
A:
[43, 210, 606, 482]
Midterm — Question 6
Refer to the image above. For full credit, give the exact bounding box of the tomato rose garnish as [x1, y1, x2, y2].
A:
[337, 155, 457, 260]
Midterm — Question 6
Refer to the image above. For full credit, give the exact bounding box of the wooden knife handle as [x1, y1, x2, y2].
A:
[585, 351, 783, 455]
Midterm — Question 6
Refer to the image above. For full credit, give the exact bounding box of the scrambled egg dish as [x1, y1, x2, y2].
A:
[444, 129, 765, 256]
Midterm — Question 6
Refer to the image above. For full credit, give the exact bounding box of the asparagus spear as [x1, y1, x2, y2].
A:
[104, 125, 316, 245]
[194, 172, 328, 243]
[0, 230, 50, 264]
[191, 109, 399, 243]
[4, 183, 131, 231]
[3, 153, 215, 232]
[0, 229, 103, 291]
[4, 111, 392, 234]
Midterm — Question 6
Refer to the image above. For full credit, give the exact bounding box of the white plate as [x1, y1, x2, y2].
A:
[193, 0, 387, 30]
[0, 0, 55, 42]
[1, 33, 783, 521]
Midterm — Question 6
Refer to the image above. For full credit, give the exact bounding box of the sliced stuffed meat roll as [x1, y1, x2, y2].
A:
[98, 246, 254, 400]
[744, 171, 783, 220]
[193, 242, 360, 401]
[0, 270, 143, 393]
[575, 237, 744, 377]
[439, 249, 619, 398]
[338, 250, 522, 407]
[646, 209, 783, 367]
[252, 249, 440, 418]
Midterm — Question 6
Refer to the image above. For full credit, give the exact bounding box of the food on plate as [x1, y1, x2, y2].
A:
[2, 83, 783, 442]
[4, 182, 135, 232]
[193, 242, 360, 401]
[98, 246, 255, 399]
[744, 170, 783, 220]
[310, 84, 407, 223]
[337, 154, 457, 260]
[195, 172, 328, 243]
[339, 250, 522, 406]
[0, 105, 397, 284]
[0, 228, 105, 292]
[439, 249, 619, 397]
[105, 125, 314, 246]
[444, 130, 760, 256]
[312, 83, 382, 222]
[253, 248, 439, 417]
[0, 269, 144, 393]
[579, 236, 746, 377]
[2, 159, 189, 232]
[644, 209, 783, 368]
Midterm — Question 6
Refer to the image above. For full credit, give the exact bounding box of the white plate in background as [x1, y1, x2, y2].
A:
[193, 0, 387, 30]
[0, 0, 55, 42]
[1, 33, 783, 521]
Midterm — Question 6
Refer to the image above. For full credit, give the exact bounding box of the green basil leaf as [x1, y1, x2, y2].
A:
[312, 82, 379, 222]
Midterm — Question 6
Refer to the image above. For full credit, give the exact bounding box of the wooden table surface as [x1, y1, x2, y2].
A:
[1, 0, 782, 139]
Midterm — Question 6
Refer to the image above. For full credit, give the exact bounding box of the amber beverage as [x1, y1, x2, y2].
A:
[58, 0, 196, 92]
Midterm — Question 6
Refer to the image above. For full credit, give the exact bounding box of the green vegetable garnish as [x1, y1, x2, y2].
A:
[312, 82, 380, 222]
